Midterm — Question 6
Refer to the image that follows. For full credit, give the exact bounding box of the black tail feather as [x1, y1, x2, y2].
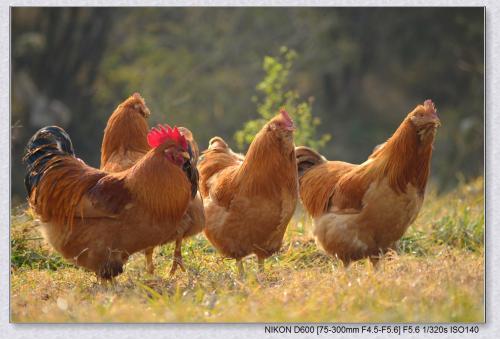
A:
[183, 142, 199, 198]
[23, 126, 75, 197]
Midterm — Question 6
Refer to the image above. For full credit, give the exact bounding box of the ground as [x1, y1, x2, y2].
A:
[10, 178, 484, 323]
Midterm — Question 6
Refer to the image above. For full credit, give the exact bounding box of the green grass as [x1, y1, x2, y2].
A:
[10, 177, 484, 323]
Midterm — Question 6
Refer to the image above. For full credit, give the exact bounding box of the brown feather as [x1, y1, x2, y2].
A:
[349, 114, 434, 197]
[301, 106, 436, 218]
[295, 146, 327, 178]
[99, 99, 202, 275]
[124, 145, 191, 223]
[30, 139, 192, 278]
[200, 113, 299, 261]
[236, 123, 298, 199]
[86, 174, 132, 215]
[100, 93, 150, 171]
[298, 102, 439, 264]
[198, 143, 242, 202]
[30, 156, 106, 229]
[299, 161, 355, 217]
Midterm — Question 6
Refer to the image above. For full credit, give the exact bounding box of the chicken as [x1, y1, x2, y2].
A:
[100, 92, 151, 173]
[24, 124, 193, 280]
[99, 93, 204, 275]
[198, 109, 298, 274]
[149, 126, 205, 275]
[296, 100, 441, 265]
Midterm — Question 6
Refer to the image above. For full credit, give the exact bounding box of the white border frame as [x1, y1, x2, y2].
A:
[1, 2, 495, 338]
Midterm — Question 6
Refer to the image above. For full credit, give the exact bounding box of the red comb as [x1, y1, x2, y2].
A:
[280, 108, 292, 123]
[278, 108, 295, 130]
[423, 99, 437, 115]
[147, 124, 188, 149]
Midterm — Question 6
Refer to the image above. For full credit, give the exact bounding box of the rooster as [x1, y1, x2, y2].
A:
[99, 93, 204, 275]
[296, 100, 441, 265]
[24, 124, 193, 280]
[198, 109, 298, 275]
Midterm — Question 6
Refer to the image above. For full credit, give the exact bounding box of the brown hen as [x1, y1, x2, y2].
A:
[198, 109, 298, 274]
[296, 100, 440, 265]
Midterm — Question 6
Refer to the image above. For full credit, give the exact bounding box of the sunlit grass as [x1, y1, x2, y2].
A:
[10, 178, 484, 323]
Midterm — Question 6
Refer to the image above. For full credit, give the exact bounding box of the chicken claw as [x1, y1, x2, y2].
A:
[168, 238, 185, 277]
[96, 275, 117, 288]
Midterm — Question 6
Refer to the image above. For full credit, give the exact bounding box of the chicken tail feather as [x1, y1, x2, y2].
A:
[23, 126, 76, 196]
[295, 146, 327, 178]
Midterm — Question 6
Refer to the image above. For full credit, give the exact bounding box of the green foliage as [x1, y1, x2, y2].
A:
[399, 177, 484, 256]
[11, 8, 484, 203]
[432, 207, 484, 252]
[234, 47, 331, 151]
[10, 210, 70, 271]
[11, 237, 69, 271]
[400, 208, 484, 256]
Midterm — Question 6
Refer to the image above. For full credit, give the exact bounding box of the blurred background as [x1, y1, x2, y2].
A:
[11, 7, 483, 206]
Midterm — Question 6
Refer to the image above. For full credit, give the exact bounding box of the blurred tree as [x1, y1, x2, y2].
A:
[235, 46, 330, 150]
[11, 7, 115, 204]
[11, 7, 483, 203]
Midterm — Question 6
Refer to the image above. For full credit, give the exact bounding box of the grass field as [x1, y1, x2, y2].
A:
[10, 177, 484, 323]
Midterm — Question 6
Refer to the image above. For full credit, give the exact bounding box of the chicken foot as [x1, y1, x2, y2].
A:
[96, 275, 118, 288]
[169, 237, 186, 276]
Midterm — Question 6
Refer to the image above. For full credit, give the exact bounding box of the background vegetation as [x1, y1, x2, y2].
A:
[11, 7, 483, 205]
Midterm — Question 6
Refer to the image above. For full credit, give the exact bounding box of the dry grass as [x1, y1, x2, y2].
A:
[10, 178, 484, 323]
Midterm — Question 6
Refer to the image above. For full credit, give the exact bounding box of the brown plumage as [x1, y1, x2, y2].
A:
[25, 125, 192, 280]
[198, 109, 298, 274]
[297, 100, 441, 265]
[100, 94, 204, 275]
[144, 127, 205, 275]
[101, 93, 151, 172]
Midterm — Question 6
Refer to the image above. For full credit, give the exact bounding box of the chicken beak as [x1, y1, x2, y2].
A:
[180, 151, 190, 160]
[432, 115, 441, 127]
[285, 122, 296, 131]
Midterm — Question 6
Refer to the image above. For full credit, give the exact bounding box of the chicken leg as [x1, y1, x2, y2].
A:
[236, 259, 245, 278]
[169, 237, 186, 276]
[257, 257, 265, 273]
[144, 247, 155, 274]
